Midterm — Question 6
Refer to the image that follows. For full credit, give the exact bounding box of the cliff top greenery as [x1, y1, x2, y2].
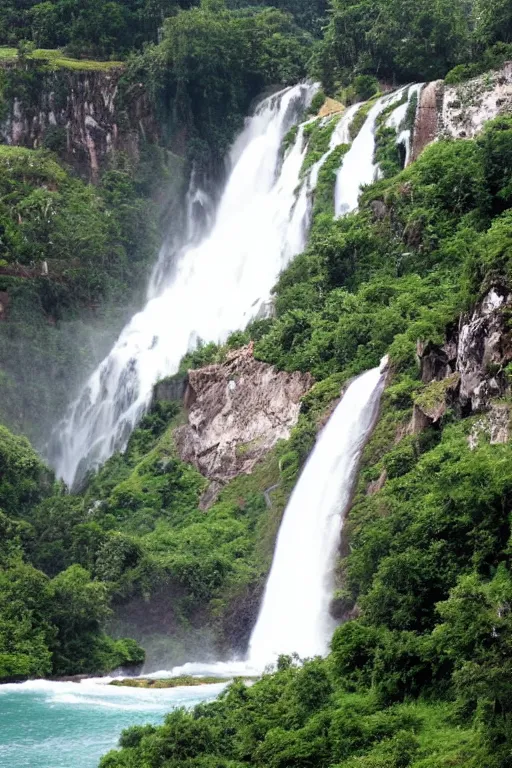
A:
[0, 46, 123, 69]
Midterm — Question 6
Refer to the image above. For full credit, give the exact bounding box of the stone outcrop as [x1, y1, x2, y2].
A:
[152, 374, 189, 406]
[441, 62, 512, 140]
[410, 63, 512, 162]
[174, 344, 313, 508]
[468, 403, 511, 450]
[410, 80, 443, 162]
[414, 287, 512, 430]
[457, 287, 512, 410]
[0, 66, 157, 180]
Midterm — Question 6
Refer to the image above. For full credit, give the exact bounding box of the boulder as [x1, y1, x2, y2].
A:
[175, 344, 313, 507]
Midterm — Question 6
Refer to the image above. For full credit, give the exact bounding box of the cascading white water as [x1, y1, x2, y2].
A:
[51, 83, 318, 487]
[390, 83, 424, 167]
[48, 81, 418, 676]
[334, 87, 409, 217]
[292, 102, 362, 230]
[248, 358, 387, 666]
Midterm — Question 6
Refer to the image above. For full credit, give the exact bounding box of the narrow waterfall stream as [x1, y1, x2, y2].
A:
[248, 359, 388, 666]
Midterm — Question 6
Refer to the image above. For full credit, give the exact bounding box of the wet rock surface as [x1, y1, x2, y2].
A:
[0, 68, 156, 180]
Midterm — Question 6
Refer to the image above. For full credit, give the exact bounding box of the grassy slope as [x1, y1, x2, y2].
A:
[0, 47, 123, 70]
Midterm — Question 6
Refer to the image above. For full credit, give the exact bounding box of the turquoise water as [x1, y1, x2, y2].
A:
[0, 679, 226, 768]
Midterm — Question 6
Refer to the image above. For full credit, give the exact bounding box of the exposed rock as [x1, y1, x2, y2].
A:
[318, 98, 345, 118]
[370, 199, 388, 220]
[152, 374, 188, 405]
[457, 287, 512, 411]
[411, 374, 461, 430]
[412, 288, 512, 432]
[0, 66, 157, 180]
[410, 80, 443, 162]
[417, 339, 456, 383]
[366, 469, 387, 496]
[441, 63, 512, 140]
[468, 403, 511, 449]
[175, 344, 313, 507]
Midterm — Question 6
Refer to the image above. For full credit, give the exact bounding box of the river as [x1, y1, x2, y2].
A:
[0, 679, 225, 768]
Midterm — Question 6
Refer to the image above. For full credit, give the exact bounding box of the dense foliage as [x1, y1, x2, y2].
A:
[125, 0, 310, 168]
[0, 144, 166, 443]
[0, 426, 144, 679]
[315, 0, 512, 91]
[0, 0, 196, 58]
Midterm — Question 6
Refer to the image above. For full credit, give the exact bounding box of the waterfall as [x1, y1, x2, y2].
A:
[47, 82, 415, 675]
[50, 83, 318, 487]
[247, 359, 387, 666]
[389, 83, 424, 167]
[166, 359, 387, 678]
[334, 87, 409, 217]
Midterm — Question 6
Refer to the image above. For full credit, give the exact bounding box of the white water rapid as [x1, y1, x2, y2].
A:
[51, 83, 317, 487]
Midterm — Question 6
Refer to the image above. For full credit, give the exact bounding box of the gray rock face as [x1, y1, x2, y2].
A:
[414, 288, 512, 431]
[0, 67, 156, 180]
[457, 287, 512, 411]
[175, 344, 313, 507]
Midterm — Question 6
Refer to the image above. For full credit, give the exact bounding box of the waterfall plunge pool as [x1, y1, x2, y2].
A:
[0, 678, 227, 768]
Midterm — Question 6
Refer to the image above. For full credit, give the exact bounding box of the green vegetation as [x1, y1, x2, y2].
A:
[125, 1, 310, 167]
[0, 144, 167, 443]
[301, 116, 340, 176]
[315, 0, 512, 93]
[0, 426, 144, 680]
[0, 46, 123, 69]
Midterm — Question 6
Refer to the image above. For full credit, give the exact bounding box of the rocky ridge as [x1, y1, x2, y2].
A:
[413, 287, 512, 443]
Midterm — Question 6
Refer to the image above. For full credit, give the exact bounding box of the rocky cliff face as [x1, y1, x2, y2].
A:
[0, 65, 157, 180]
[411, 63, 512, 161]
[413, 287, 512, 436]
[174, 344, 313, 507]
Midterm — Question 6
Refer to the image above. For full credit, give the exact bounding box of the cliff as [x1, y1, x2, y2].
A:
[411, 62, 512, 160]
[174, 344, 314, 508]
[0, 60, 158, 180]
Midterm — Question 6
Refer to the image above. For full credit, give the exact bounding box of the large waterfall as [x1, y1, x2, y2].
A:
[51, 82, 419, 487]
[51, 83, 318, 487]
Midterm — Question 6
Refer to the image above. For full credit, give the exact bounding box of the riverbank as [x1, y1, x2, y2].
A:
[109, 676, 227, 689]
